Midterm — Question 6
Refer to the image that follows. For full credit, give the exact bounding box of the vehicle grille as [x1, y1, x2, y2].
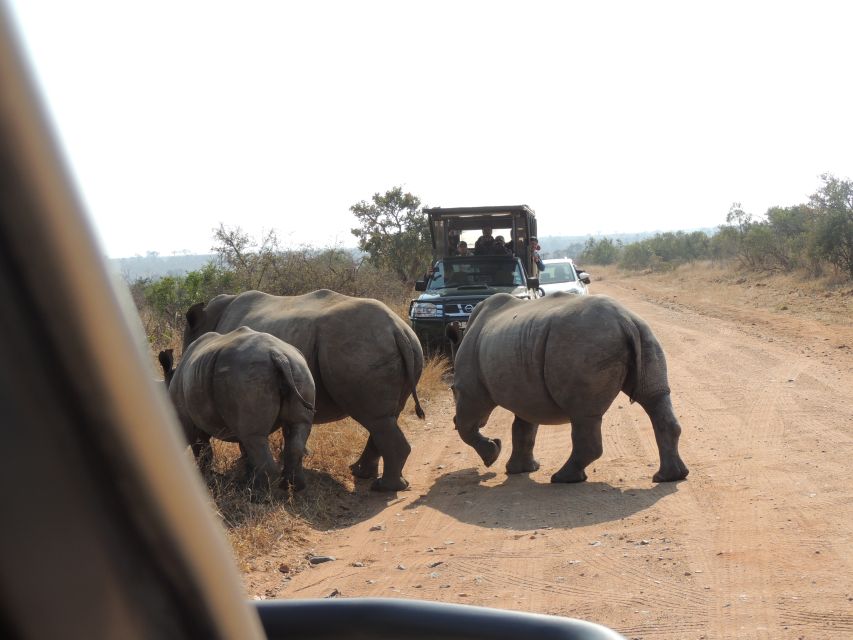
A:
[444, 302, 478, 317]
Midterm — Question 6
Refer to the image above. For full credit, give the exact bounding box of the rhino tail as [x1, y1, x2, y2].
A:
[393, 328, 426, 419]
[270, 352, 315, 412]
[622, 316, 645, 404]
[158, 349, 175, 387]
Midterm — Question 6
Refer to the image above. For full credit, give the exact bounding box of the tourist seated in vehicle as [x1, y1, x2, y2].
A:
[491, 235, 512, 256]
[448, 229, 461, 255]
[457, 240, 470, 256]
[474, 228, 495, 255]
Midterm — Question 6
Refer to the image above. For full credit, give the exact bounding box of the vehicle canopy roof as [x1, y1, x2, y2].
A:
[423, 205, 539, 271]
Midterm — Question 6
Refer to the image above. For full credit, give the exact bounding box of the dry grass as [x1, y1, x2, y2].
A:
[416, 353, 452, 399]
[200, 419, 367, 571]
[589, 261, 853, 328]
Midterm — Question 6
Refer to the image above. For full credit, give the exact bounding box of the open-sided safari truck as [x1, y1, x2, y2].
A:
[409, 205, 542, 353]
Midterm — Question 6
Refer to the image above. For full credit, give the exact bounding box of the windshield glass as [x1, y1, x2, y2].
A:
[428, 259, 523, 290]
[539, 262, 577, 284]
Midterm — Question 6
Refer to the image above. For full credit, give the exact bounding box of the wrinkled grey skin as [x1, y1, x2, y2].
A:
[159, 327, 316, 492]
[183, 289, 425, 492]
[449, 292, 689, 483]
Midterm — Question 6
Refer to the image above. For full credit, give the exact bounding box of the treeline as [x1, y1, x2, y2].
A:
[131, 188, 434, 353]
[131, 225, 410, 352]
[578, 174, 853, 278]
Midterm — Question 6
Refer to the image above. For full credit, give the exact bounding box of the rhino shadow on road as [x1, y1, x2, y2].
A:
[205, 467, 393, 531]
[405, 467, 681, 530]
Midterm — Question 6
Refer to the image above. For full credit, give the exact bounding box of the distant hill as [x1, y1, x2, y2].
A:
[109, 253, 216, 281]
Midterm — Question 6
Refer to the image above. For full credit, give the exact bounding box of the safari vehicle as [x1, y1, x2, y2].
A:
[0, 6, 623, 638]
[409, 205, 541, 352]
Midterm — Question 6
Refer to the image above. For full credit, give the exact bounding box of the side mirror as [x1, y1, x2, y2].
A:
[578, 271, 591, 285]
[526, 277, 539, 289]
[415, 280, 427, 292]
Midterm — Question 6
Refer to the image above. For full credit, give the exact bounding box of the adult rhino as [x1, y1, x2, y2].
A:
[159, 326, 316, 491]
[448, 292, 689, 484]
[183, 289, 425, 491]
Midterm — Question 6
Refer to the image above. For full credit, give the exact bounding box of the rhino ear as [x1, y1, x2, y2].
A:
[186, 302, 206, 330]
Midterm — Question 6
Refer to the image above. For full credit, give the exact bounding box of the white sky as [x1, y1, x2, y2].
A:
[8, 0, 853, 258]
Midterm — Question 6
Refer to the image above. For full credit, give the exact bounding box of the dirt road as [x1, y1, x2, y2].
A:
[247, 274, 853, 639]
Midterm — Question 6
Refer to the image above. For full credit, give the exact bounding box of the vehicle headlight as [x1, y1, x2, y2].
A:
[411, 302, 443, 318]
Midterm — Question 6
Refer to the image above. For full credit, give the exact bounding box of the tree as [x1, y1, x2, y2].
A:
[578, 237, 621, 265]
[764, 205, 814, 270]
[211, 224, 280, 291]
[809, 174, 853, 278]
[350, 187, 431, 282]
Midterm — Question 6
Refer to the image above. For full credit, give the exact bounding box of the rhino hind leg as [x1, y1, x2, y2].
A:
[506, 417, 540, 474]
[280, 422, 311, 492]
[350, 436, 381, 479]
[189, 429, 213, 476]
[359, 418, 411, 492]
[638, 393, 689, 482]
[240, 433, 280, 496]
[551, 415, 604, 484]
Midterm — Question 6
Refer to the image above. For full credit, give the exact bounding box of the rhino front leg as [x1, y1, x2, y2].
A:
[350, 435, 380, 479]
[280, 421, 312, 491]
[506, 416, 540, 474]
[453, 394, 501, 468]
[551, 415, 603, 483]
[364, 418, 411, 492]
[639, 394, 689, 482]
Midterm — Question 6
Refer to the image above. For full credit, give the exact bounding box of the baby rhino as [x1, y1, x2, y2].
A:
[159, 326, 316, 492]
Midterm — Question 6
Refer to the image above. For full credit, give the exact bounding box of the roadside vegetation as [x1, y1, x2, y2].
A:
[575, 174, 853, 282]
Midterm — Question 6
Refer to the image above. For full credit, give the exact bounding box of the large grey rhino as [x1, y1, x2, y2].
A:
[159, 326, 316, 491]
[183, 289, 425, 491]
[448, 292, 689, 483]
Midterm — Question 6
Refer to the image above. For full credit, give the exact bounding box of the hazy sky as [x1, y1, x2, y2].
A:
[8, 1, 853, 258]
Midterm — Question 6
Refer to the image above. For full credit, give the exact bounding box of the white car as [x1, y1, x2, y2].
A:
[538, 258, 591, 296]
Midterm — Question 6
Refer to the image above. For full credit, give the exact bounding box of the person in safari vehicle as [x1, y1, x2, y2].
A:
[474, 228, 495, 255]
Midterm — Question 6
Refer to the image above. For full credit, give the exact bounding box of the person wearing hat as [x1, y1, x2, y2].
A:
[492, 235, 512, 255]
[531, 236, 545, 270]
[474, 227, 495, 255]
[448, 228, 461, 255]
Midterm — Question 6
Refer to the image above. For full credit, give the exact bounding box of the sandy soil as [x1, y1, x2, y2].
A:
[242, 267, 853, 639]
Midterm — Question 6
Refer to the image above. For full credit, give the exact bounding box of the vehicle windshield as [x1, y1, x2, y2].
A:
[428, 258, 524, 290]
[539, 262, 577, 284]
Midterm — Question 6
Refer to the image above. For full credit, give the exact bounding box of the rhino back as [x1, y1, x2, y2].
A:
[460, 294, 638, 424]
[170, 333, 232, 437]
[207, 290, 419, 422]
[173, 328, 309, 440]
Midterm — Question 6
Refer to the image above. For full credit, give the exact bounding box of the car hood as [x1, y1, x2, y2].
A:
[540, 281, 585, 295]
